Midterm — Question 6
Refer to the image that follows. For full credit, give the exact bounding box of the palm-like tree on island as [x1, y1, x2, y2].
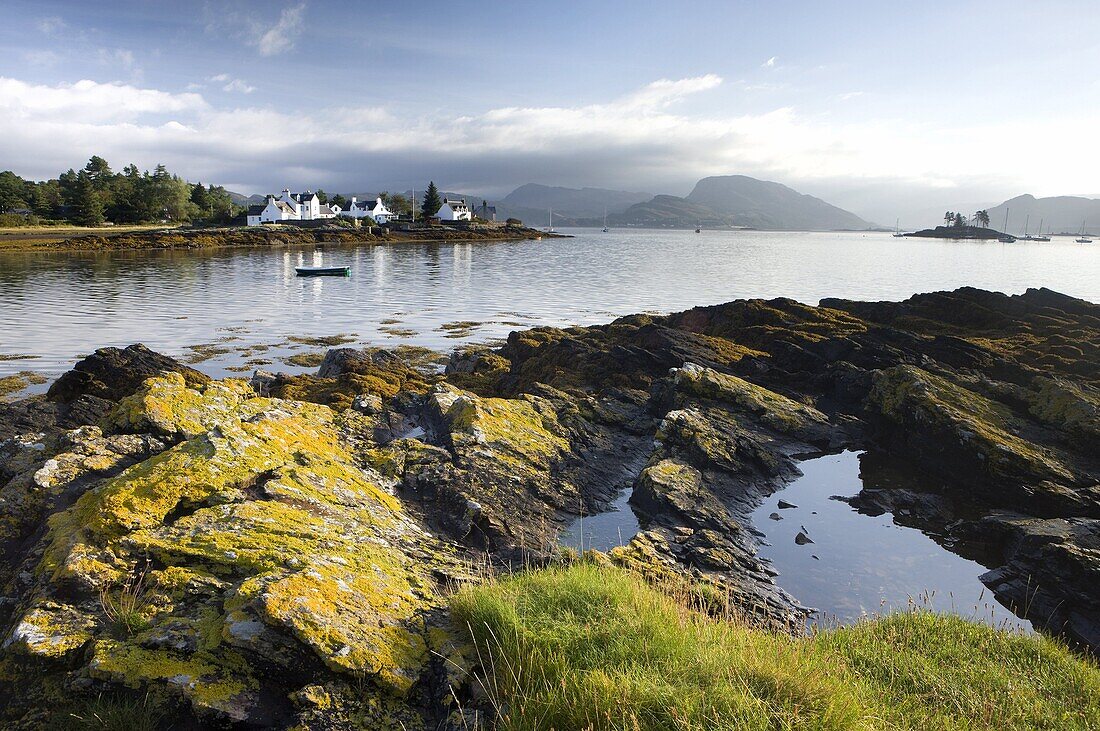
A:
[944, 211, 955, 227]
[975, 210, 990, 228]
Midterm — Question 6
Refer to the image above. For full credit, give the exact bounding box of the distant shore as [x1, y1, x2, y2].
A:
[0, 223, 556, 253]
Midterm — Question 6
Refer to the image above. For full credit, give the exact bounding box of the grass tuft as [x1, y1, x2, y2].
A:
[451, 563, 1100, 730]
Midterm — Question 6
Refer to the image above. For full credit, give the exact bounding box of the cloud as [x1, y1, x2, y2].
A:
[0, 77, 206, 124]
[37, 17, 66, 35]
[97, 48, 136, 68]
[763, 56, 777, 68]
[207, 74, 255, 93]
[23, 50, 63, 67]
[0, 73, 1097, 219]
[255, 3, 306, 56]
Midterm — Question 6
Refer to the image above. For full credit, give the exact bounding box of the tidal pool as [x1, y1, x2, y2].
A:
[752, 450, 1031, 630]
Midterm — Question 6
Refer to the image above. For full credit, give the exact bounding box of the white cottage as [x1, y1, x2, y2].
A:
[342, 196, 394, 224]
[246, 188, 336, 225]
[437, 198, 472, 221]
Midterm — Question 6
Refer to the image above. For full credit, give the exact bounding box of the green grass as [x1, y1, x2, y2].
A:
[450, 563, 1100, 730]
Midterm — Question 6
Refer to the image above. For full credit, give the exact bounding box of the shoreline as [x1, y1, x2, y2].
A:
[0, 223, 558, 253]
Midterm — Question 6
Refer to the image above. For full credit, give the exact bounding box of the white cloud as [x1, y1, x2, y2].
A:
[207, 74, 255, 93]
[763, 56, 777, 68]
[0, 73, 1097, 215]
[0, 77, 207, 124]
[255, 3, 306, 56]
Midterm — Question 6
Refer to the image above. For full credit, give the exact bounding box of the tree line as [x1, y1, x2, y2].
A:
[0, 156, 240, 227]
[943, 210, 991, 228]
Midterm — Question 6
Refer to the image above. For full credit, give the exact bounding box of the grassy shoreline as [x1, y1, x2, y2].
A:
[453, 561, 1100, 730]
[0, 223, 553, 253]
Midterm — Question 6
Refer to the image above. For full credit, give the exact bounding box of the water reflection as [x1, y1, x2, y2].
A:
[752, 451, 1030, 631]
[1, 230, 1097, 389]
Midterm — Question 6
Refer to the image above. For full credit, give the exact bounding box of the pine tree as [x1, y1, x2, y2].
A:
[420, 181, 442, 218]
[73, 171, 105, 226]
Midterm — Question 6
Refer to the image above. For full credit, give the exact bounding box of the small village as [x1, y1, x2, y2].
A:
[245, 187, 498, 228]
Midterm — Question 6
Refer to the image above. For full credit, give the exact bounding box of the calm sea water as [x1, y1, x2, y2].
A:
[1, 229, 1097, 388]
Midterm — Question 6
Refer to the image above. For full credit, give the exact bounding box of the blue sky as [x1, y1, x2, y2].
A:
[2, 0, 1099, 223]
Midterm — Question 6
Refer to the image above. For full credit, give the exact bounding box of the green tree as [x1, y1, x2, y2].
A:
[420, 181, 442, 218]
[330, 193, 348, 210]
[380, 191, 412, 216]
[32, 180, 61, 216]
[975, 210, 990, 227]
[953, 212, 965, 227]
[73, 171, 105, 226]
[190, 182, 212, 214]
[0, 171, 28, 212]
[83, 156, 114, 191]
[315, 189, 328, 204]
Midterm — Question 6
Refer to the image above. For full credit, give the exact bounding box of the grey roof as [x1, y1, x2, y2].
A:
[294, 192, 317, 202]
[247, 204, 265, 215]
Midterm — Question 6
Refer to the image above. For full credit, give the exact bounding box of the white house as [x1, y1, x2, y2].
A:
[437, 198, 472, 221]
[341, 196, 394, 224]
[246, 188, 337, 225]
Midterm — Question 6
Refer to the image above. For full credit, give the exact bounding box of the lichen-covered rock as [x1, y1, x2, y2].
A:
[47, 343, 209, 404]
[103, 372, 260, 439]
[2, 376, 466, 726]
[665, 363, 832, 445]
[867, 365, 1093, 514]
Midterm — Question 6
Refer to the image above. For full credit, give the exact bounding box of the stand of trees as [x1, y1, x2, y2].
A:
[0, 156, 242, 226]
[943, 210, 991, 228]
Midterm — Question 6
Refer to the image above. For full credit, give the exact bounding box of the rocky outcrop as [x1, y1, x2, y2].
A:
[1, 286, 1098, 725]
[0, 375, 470, 728]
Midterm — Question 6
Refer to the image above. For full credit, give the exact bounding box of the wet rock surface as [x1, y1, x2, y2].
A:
[0, 286, 1098, 727]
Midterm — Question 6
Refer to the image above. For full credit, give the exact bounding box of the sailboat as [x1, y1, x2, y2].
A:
[1021, 215, 1032, 240]
[1076, 219, 1092, 243]
[892, 218, 904, 237]
[602, 207, 609, 232]
[997, 208, 1016, 243]
[1033, 217, 1050, 242]
[545, 208, 556, 233]
[694, 223, 701, 233]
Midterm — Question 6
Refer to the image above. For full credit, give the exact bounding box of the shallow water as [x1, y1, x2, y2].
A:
[751, 451, 1030, 630]
[558, 487, 640, 553]
[1, 229, 1098, 392]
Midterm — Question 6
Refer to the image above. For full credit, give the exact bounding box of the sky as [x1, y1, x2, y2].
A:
[2, 0, 1099, 225]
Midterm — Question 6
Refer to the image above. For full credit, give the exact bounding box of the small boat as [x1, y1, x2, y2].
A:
[695, 223, 701, 233]
[1076, 219, 1092, 243]
[997, 208, 1016, 243]
[892, 218, 904, 237]
[295, 266, 350, 277]
[1032, 217, 1051, 242]
[545, 208, 556, 233]
[602, 207, 609, 232]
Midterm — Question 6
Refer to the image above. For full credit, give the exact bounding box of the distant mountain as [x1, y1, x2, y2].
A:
[684, 175, 873, 230]
[986, 194, 1100, 236]
[498, 184, 652, 219]
[228, 191, 264, 206]
[609, 195, 732, 228]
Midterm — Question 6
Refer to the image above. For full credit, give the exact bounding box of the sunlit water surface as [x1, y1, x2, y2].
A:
[2, 229, 1097, 389]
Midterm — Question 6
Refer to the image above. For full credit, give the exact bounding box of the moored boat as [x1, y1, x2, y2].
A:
[295, 266, 351, 277]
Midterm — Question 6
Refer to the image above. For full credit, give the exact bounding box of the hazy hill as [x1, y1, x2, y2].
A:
[609, 195, 731, 228]
[986, 194, 1100, 236]
[499, 184, 652, 219]
[684, 175, 872, 230]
